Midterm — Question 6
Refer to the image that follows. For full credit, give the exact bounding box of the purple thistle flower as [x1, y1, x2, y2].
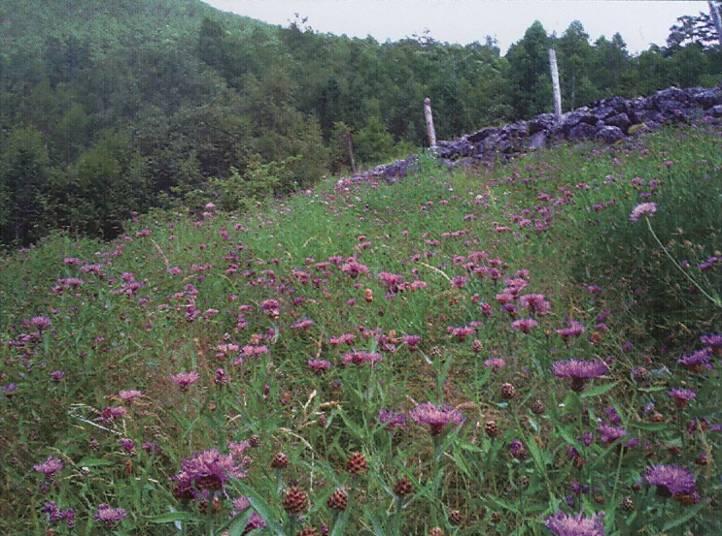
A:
[644, 464, 698, 501]
[244, 511, 267, 532]
[556, 320, 585, 340]
[172, 449, 246, 501]
[519, 294, 551, 316]
[484, 357, 506, 370]
[34, 456, 64, 479]
[99, 405, 128, 422]
[117, 389, 143, 403]
[447, 325, 476, 341]
[668, 388, 696, 408]
[94, 504, 127, 526]
[50, 370, 65, 382]
[409, 402, 464, 436]
[118, 438, 135, 454]
[511, 318, 538, 334]
[232, 496, 251, 514]
[401, 335, 422, 348]
[508, 439, 527, 459]
[215, 368, 229, 385]
[291, 318, 314, 330]
[170, 371, 200, 391]
[629, 202, 657, 222]
[678, 348, 713, 372]
[545, 511, 605, 536]
[307, 359, 332, 374]
[597, 423, 627, 445]
[552, 359, 609, 391]
[41, 501, 75, 528]
[377, 408, 407, 430]
[700, 333, 722, 354]
[30, 316, 52, 331]
[341, 351, 382, 366]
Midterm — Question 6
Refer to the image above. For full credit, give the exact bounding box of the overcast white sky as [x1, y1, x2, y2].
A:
[204, 1, 706, 53]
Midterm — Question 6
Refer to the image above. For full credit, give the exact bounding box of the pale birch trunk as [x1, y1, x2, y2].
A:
[548, 48, 562, 121]
[424, 97, 437, 148]
[710, 1, 722, 49]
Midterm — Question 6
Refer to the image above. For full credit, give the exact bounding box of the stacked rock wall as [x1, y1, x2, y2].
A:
[337, 85, 722, 189]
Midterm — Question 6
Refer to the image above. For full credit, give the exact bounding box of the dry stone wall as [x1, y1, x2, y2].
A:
[337, 85, 722, 190]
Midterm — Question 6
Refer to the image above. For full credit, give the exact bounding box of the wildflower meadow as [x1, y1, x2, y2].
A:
[1, 125, 721, 535]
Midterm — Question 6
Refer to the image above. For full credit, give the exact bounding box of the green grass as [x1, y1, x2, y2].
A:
[1, 125, 721, 535]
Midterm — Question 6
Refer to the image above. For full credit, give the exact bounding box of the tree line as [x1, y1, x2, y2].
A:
[0, 0, 720, 246]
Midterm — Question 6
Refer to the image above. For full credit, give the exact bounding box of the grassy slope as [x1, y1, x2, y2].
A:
[1, 126, 721, 534]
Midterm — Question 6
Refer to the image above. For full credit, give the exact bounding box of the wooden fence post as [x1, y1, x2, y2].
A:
[548, 48, 562, 121]
[346, 131, 357, 173]
[424, 97, 437, 148]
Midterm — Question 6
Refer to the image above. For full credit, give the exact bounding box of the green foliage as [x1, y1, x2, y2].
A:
[354, 115, 396, 165]
[571, 131, 722, 337]
[2, 126, 722, 534]
[210, 155, 297, 211]
[0, 1, 721, 246]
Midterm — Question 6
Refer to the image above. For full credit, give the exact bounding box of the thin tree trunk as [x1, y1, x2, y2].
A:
[710, 1, 722, 49]
[548, 48, 562, 121]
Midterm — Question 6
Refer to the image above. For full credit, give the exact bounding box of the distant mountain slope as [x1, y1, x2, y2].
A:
[0, 0, 270, 55]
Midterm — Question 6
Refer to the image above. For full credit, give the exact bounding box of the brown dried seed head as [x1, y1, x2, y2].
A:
[271, 452, 289, 469]
[428, 528, 445, 536]
[296, 528, 319, 536]
[484, 420, 499, 438]
[530, 399, 545, 414]
[501, 383, 516, 400]
[393, 477, 414, 497]
[282, 486, 309, 515]
[448, 509, 463, 526]
[327, 488, 348, 511]
[346, 451, 368, 475]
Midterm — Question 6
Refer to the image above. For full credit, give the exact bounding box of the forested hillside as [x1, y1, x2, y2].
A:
[1, 0, 720, 245]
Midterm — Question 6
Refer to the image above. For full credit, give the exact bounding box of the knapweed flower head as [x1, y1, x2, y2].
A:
[172, 449, 246, 501]
[511, 318, 538, 333]
[409, 402, 464, 435]
[552, 359, 609, 391]
[99, 405, 128, 422]
[668, 387, 696, 408]
[678, 348, 712, 372]
[307, 359, 331, 374]
[94, 504, 127, 526]
[34, 456, 64, 479]
[484, 357, 506, 370]
[30, 316, 52, 331]
[378, 408, 407, 430]
[544, 511, 605, 536]
[448, 325, 475, 341]
[508, 439, 527, 459]
[519, 294, 551, 316]
[170, 370, 200, 391]
[700, 333, 722, 354]
[644, 464, 698, 502]
[41, 501, 75, 528]
[629, 202, 657, 222]
[597, 423, 627, 445]
[401, 334, 422, 348]
[117, 389, 143, 403]
[342, 350, 382, 366]
[556, 320, 585, 340]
